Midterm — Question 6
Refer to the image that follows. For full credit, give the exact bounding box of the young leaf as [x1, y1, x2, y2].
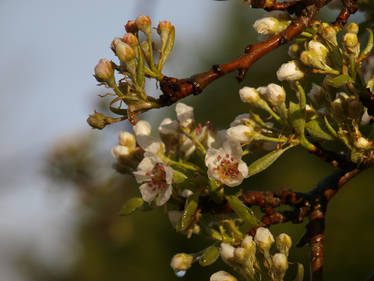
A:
[226, 195, 259, 229]
[305, 119, 335, 141]
[293, 263, 304, 281]
[176, 192, 199, 232]
[120, 197, 144, 216]
[199, 245, 220, 267]
[325, 74, 353, 88]
[288, 101, 305, 136]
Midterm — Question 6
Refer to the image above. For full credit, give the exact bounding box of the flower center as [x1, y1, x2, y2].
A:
[146, 163, 168, 191]
[213, 154, 240, 180]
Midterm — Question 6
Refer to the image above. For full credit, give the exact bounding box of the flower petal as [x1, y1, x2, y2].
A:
[139, 183, 158, 203]
[156, 185, 173, 206]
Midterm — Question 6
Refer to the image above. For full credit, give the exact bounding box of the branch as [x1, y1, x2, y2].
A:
[333, 0, 358, 28]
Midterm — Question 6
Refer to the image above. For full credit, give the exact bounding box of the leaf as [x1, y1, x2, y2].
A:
[325, 74, 353, 88]
[361, 28, 373, 57]
[199, 245, 220, 267]
[293, 263, 304, 281]
[305, 119, 335, 141]
[120, 197, 144, 216]
[176, 192, 199, 232]
[288, 101, 305, 136]
[248, 147, 290, 177]
[226, 195, 259, 229]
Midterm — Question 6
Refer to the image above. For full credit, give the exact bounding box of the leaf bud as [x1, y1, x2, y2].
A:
[276, 233, 292, 256]
[276, 61, 304, 81]
[94, 58, 114, 83]
[133, 120, 151, 136]
[123, 33, 139, 47]
[170, 253, 193, 274]
[125, 20, 138, 34]
[210, 271, 237, 281]
[135, 15, 152, 35]
[254, 227, 274, 252]
[115, 41, 136, 63]
[272, 253, 288, 279]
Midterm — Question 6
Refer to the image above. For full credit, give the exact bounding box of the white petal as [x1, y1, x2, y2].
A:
[176, 103, 194, 127]
[238, 160, 249, 178]
[158, 118, 179, 135]
[139, 183, 158, 203]
[156, 185, 173, 206]
[137, 135, 164, 154]
[118, 131, 136, 149]
[133, 157, 153, 182]
[133, 120, 151, 136]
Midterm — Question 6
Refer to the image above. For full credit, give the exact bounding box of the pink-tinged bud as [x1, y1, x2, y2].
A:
[94, 58, 114, 83]
[135, 15, 151, 34]
[115, 41, 136, 63]
[157, 20, 173, 35]
[123, 33, 139, 47]
[125, 20, 138, 34]
[111, 37, 123, 53]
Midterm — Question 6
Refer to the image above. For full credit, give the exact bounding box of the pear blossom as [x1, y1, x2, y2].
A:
[226, 125, 255, 144]
[133, 120, 151, 136]
[170, 253, 194, 273]
[158, 118, 179, 136]
[118, 131, 136, 148]
[210, 271, 237, 281]
[111, 145, 132, 160]
[133, 152, 173, 206]
[176, 103, 194, 128]
[253, 17, 289, 36]
[230, 114, 251, 127]
[276, 61, 304, 81]
[205, 140, 248, 187]
[220, 243, 235, 264]
[254, 227, 274, 251]
[265, 83, 286, 106]
[239, 87, 260, 104]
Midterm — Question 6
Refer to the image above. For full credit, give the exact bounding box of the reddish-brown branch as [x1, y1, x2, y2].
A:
[333, 0, 358, 28]
[245, 0, 303, 13]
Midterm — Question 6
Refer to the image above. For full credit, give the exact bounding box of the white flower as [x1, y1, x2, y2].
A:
[226, 125, 255, 144]
[276, 61, 304, 81]
[276, 233, 292, 256]
[170, 253, 193, 272]
[220, 243, 235, 264]
[180, 136, 196, 158]
[158, 118, 179, 136]
[118, 131, 136, 148]
[253, 17, 280, 35]
[265, 83, 286, 106]
[133, 120, 151, 136]
[239, 87, 260, 104]
[272, 253, 288, 279]
[111, 145, 131, 160]
[136, 134, 165, 155]
[308, 83, 325, 106]
[205, 140, 248, 187]
[254, 227, 274, 251]
[210, 271, 237, 281]
[230, 114, 251, 127]
[176, 103, 194, 128]
[133, 152, 173, 206]
[308, 40, 329, 58]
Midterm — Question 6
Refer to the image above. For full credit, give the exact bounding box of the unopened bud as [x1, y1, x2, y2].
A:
[265, 83, 286, 106]
[346, 22, 359, 34]
[288, 43, 301, 59]
[125, 20, 138, 34]
[239, 87, 260, 104]
[343, 33, 359, 48]
[355, 137, 371, 150]
[135, 15, 152, 34]
[170, 253, 193, 273]
[133, 120, 151, 136]
[308, 83, 325, 106]
[220, 243, 235, 265]
[253, 17, 289, 36]
[300, 50, 328, 70]
[94, 58, 114, 83]
[115, 41, 136, 63]
[111, 145, 131, 160]
[308, 40, 329, 58]
[210, 271, 237, 281]
[276, 233, 292, 256]
[234, 247, 247, 264]
[118, 131, 136, 149]
[276, 61, 304, 81]
[254, 227, 274, 252]
[319, 23, 338, 46]
[123, 33, 139, 47]
[227, 125, 255, 144]
[111, 37, 123, 53]
[272, 253, 288, 279]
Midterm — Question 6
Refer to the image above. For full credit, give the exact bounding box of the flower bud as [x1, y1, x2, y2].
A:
[272, 253, 288, 279]
[300, 50, 328, 70]
[111, 145, 131, 160]
[343, 33, 359, 48]
[254, 227, 274, 252]
[239, 87, 260, 104]
[355, 137, 371, 150]
[319, 23, 338, 46]
[125, 20, 138, 34]
[170, 253, 193, 273]
[181, 189, 193, 198]
[111, 37, 123, 53]
[276, 233, 292, 256]
[308, 40, 329, 58]
[118, 131, 136, 149]
[234, 247, 247, 264]
[123, 33, 139, 47]
[226, 125, 255, 144]
[346, 22, 359, 34]
[210, 271, 237, 281]
[220, 243, 235, 265]
[94, 59, 114, 83]
[276, 61, 304, 81]
[115, 41, 136, 63]
[135, 15, 152, 34]
[176, 103, 194, 128]
[253, 17, 281, 35]
[308, 83, 325, 106]
[265, 83, 286, 106]
[133, 120, 151, 136]
[288, 43, 301, 59]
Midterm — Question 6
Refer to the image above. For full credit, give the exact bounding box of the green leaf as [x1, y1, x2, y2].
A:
[120, 197, 144, 216]
[176, 192, 199, 232]
[288, 101, 305, 136]
[173, 170, 188, 184]
[248, 147, 290, 177]
[325, 74, 353, 88]
[293, 263, 304, 281]
[199, 245, 220, 267]
[226, 195, 259, 229]
[361, 28, 373, 57]
[305, 119, 335, 141]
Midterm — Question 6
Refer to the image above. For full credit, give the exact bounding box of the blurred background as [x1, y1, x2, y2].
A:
[0, 0, 372, 281]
